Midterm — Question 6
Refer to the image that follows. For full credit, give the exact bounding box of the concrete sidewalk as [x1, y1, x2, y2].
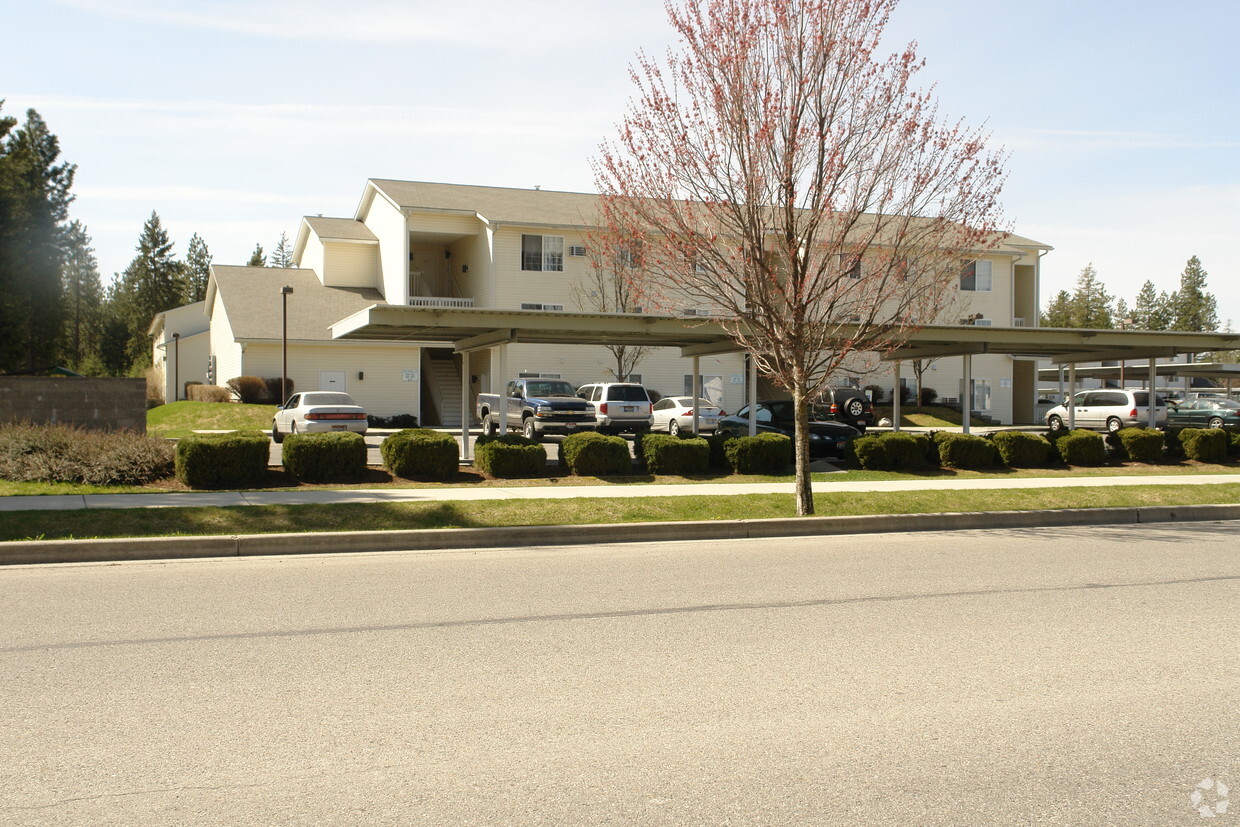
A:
[3, 473, 1238, 512]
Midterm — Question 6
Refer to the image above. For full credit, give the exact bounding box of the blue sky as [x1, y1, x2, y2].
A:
[4, 0, 1238, 325]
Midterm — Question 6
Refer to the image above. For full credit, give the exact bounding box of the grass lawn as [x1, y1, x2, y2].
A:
[3, 483, 1239, 543]
[147, 400, 275, 438]
[872, 405, 991, 428]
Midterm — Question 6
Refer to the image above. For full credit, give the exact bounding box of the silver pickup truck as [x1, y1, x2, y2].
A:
[475, 378, 596, 441]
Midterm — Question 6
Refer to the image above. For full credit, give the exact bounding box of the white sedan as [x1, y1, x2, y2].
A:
[272, 391, 368, 442]
[651, 396, 724, 436]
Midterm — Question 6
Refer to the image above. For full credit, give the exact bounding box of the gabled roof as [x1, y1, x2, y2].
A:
[208, 265, 384, 342]
[360, 179, 1051, 252]
[303, 216, 378, 243]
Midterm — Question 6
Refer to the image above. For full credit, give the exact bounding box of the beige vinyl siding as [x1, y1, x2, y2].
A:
[299, 234, 326, 283]
[958, 256, 1013, 325]
[491, 227, 592, 310]
[322, 242, 379, 288]
[209, 291, 243, 385]
[447, 229, 492, 305]
[407, 212, 480, 237]
[360, 192, 407, 303]
[240, 342, 423, 418]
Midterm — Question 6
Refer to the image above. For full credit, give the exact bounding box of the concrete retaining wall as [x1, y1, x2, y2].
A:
[0, 377, 147, 432]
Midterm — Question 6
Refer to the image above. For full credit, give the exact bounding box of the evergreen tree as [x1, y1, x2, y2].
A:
[0, 105, 76, 371]
[1039, 264, 1114, 329]
[247, 244, 266, 267]
[60, 220, 104, 373]
[1130, 280, 1172, 330]
[1171, 255, 1219, 332]
[1041, 290, 1074, 327]
[1115, 298, 1130, 327]
[185, 233, 211, 302]
[270, 231, 294, 268]
[110, 212, 190, 369]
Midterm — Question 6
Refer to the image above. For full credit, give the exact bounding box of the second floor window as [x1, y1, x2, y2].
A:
[522, 234, 564, 272]
[960, 259, 992, 291]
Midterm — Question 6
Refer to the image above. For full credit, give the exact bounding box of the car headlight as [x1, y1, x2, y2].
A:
[536, 405, 553, 415]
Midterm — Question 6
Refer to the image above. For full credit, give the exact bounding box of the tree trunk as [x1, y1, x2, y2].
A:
[792, 387, 814, 516]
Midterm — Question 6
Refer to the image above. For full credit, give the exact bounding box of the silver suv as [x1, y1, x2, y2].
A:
[576, 382, 653, 435]
[1045, 389, 1168, 433]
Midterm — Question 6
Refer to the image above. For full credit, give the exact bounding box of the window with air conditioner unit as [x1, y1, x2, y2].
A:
[568, 245, 587, 257]
[521, 235, 564, 271]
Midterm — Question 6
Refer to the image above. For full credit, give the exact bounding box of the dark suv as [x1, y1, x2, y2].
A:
[817, 387, 875, 433]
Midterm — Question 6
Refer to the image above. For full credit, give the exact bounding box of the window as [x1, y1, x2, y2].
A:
[962, 379, 992, 411]
[521, 235, 564, 271]
[839, 254, 861, 279]
[960, 259, 992, 291]
[520, 302, 564, 311]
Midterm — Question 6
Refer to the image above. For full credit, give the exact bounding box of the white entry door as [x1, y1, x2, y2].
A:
[319, 370, 346, 392]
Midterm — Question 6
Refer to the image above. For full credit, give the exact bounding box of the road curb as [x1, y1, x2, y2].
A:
[4, 503, 1240, 566]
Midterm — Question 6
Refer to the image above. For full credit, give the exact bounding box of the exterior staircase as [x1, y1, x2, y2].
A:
[422, 352, 464, 428]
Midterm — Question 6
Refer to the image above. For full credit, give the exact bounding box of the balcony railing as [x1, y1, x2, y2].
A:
[407, 296, 474, 309]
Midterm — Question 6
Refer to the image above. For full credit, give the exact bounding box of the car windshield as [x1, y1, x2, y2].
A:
[529, 381, 576, 397]
[303, 392, 356, 406]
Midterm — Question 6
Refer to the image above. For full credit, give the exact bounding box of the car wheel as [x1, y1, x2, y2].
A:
[846, 399, 864, 418]
[271, 422, 283, 444]
[1209, 417, 1225, 430]
[482, 416, 496, 438]
[522, 417, 538, 441]
[668, 420, 680, 437]
[1106, 417, 1122, 433]
[1047, 415, 1064, 432]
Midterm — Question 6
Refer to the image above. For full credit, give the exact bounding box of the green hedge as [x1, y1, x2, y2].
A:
[1105, 427, 1165, 463]
[175, 431, 269, 488]
[560, 431, 631, 476]
[851, 432, 930, 471]
[703, 433, 735, 472]
[1055, 429, 1107, 466]
[934, 432, 998, 470]
[991, 431, 1052, 468]
[724, 432, 791, 475]
[473, 433, 547, 478]
[1178, 427, 1228, 463]
[641, 433, 710, 475]
[281, 431, 367, 482]
[381, 428, 458, 479]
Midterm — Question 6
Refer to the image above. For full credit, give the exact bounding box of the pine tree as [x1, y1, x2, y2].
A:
[1041, 290, 1074, 327]
[185, 233, 211, 302]
[0, 105, 76, 371]
[1131, 280, 1172, 330]
[110, 212, 190, 369]
[1171, 255, 1219, 332]
[60, 220, 104, 373]
[1070, 263, 1114, 329]
[248, 244, 266, 267]
[270, 232, 294, 268]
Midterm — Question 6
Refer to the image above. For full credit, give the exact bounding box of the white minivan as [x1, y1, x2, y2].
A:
[1045, 389, 1168, 433]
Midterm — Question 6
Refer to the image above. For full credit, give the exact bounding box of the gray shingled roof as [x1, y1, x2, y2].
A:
[303, 216, 378, 242]
[366, 179, 1050, 250]
[210, 265, 384, 341]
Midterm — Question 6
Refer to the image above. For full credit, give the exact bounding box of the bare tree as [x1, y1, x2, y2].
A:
[594, 0, 1007, 514]
[571, 233, 652, 381]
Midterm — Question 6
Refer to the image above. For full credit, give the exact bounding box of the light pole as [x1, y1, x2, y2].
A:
[172, 332, 180, 401]
[281, 285, 294, 404]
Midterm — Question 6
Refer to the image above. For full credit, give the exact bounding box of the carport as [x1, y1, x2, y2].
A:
[330, 305, 1240, 451]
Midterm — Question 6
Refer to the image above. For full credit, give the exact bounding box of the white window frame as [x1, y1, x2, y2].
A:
[521, 234, 564, 272]
[962, 378, 993, 411]
[960, 259, 993, 292]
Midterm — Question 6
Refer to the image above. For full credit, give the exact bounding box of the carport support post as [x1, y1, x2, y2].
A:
[748, 354, 758, 436]
[1149, 359, 1158, 428]
[692, 355, 701, 434]
[460, 350, 471, 460]
[892, 360, 902, 432]
[1068, 364, 1077, 429]
[962, 353, 972, 435]
[497, 343, 508, 435]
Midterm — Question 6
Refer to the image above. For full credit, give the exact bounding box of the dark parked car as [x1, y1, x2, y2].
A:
[715, 400, 860, 457]
[1167, 397, 1240, 430]
[817, 387, 875, 432]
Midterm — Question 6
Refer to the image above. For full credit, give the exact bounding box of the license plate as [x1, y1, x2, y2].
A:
[332, 425, 346, 431]
[567, 423, 576, 430]
[623, 406, 636, 412]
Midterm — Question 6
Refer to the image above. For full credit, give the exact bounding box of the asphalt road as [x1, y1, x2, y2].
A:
[3, 523, 1238, 824]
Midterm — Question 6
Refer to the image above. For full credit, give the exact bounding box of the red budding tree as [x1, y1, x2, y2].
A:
[594, 0, 1009, 515]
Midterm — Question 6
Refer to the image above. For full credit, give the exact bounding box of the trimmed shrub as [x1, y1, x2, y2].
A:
[281, 431, 367, 482]
[991, 431, 1052, 468]
[0, 421, 174, 485]
[473, 433, 546, 478]
[188, 384, 232, 403]
[264, 376, 293, 404]
[1178, 427, 1228, 463]
[367, 413, 419, 429]
[1106, 427, 1164, 463]
[936, 432, 999, 469]
[724, 432, 791, 475]
[175, 431, 269, 488]
[226, 375, 267, 404]
[641, 433, 710, 475]
[381, 428, 458, 479]
[560, 431, 631, 476]
[1055, 429, 1107, 466]
[851, 432, 930, 471]
[1231, 431, 1240, 458]
[919, 386, 938, 405]
[704, 432, 734, 472]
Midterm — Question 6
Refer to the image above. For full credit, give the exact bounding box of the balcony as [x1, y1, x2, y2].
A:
[407, 296, 474, 309]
